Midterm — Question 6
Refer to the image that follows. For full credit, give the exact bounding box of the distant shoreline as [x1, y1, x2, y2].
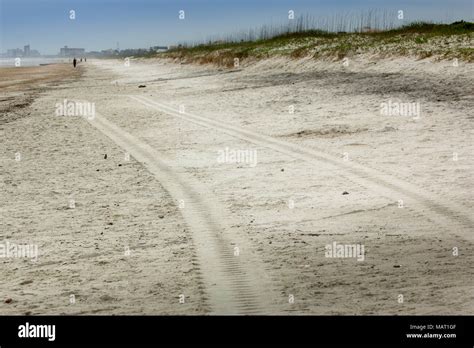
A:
[0, 57, 71, 68]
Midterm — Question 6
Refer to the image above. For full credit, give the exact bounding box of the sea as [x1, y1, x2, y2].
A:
[0, 57, 71, 67]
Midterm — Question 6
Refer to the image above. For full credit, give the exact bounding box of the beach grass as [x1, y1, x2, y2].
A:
[157, 21, 474, 66]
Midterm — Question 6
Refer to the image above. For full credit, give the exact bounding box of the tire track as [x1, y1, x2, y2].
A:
[130, 94, 473, 241]
[85, 109, 279, 314]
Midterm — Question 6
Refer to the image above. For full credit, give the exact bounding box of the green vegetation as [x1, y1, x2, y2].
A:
[158, 21, 474, 66]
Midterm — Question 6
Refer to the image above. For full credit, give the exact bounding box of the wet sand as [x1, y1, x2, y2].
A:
[0, 64, 82, 124]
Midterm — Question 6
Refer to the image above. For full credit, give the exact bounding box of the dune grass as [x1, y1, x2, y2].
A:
[158, 21, 473, 66]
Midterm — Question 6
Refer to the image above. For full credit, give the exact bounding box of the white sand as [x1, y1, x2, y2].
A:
[1, 55, 473, 314]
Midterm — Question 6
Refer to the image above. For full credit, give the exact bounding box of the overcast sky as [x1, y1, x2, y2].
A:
[1, 0, 472, 55]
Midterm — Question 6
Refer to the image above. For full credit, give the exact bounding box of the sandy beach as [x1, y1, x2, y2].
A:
[1, 56, 473, 315]
[0, 64, 82, 124]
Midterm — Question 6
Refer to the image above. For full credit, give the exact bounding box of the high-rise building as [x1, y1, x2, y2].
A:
[24, 45, 30, 56]
[59, 45, 85, 57]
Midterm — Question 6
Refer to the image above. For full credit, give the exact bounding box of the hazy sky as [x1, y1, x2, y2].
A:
[0, 0, 472, 54]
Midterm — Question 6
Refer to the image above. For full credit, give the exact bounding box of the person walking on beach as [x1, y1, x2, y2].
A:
[73, 58, 77, 68]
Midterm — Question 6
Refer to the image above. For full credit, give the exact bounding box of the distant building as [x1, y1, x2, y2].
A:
[3, 45, 40, 58]
[6, 48, 23, 57]
[361, 26, 381, 33]
[29, 49, 41, 57]
[150, 46, 168, 52]
[60, 45, 85, 57]
[100, 49, 116, 56]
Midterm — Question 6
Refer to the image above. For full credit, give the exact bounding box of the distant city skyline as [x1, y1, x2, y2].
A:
[3, 44, 40, 58]
[1, 0, 473, 55]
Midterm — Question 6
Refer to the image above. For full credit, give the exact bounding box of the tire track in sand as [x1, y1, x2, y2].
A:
[130, 95, 473, 241]
[85, 109, 279, 314]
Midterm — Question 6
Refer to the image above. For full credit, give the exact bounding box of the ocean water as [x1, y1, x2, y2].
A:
[0, 57, 70, 67]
